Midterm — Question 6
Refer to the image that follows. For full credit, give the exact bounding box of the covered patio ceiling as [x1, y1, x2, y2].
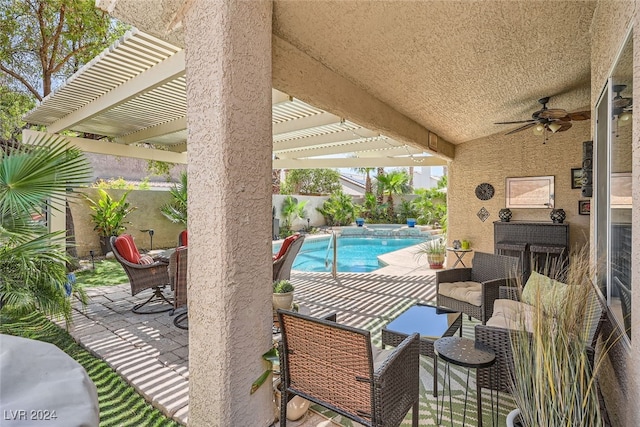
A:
[23, 29, 444, 169]
[25, 1, 596, 169]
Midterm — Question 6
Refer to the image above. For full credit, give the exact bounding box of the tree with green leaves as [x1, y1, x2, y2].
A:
[0, 134, 92, 324]
[0, 86, 35, 143]
[376, 169, 410, 221]
[280, 168, 341, 195]
[1, 0, 127, 259]
[0, 0, 127, 100]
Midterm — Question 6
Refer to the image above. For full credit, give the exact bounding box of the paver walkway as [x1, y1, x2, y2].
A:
[57, 245, 440, 426]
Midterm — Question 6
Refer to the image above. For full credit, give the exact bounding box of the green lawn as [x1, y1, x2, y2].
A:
[1, 313, 182, 427]
[75, 260, 129, 287]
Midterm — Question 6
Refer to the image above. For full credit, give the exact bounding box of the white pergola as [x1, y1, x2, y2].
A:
[23, 29, 447, 170]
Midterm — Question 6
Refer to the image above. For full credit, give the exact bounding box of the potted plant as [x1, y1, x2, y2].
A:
[415, 238, 446, 269]
[272, 280, 295, 310]
[84, 189, 136, 254]
[508, 247, 608, 427]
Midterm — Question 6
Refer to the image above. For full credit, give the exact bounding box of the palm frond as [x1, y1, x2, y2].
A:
[0, 134, 92, 219]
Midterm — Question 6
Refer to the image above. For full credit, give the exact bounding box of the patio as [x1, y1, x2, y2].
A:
[55, 246, 515, 426]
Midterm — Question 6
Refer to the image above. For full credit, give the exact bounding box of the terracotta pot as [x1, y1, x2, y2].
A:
[272, 292, 294, 310]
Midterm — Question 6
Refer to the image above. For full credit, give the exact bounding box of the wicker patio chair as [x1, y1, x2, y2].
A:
[436, 251, 521, 324]
[475, 285, 606, 392]
[273, 234, 305, 282]
[110, 235, 172, 314]
[277, 310, 420, 427]
[168, 246, 188, 329]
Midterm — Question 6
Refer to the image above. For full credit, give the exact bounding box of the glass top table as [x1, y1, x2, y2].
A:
[381, 303, 462, 397]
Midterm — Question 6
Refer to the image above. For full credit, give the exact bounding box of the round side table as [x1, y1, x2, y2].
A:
[434, 336, 497, 427]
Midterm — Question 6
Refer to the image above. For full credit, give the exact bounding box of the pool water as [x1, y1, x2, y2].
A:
[291, 236, 426, 273]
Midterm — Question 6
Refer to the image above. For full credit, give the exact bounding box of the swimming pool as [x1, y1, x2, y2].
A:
[283, 236, 426, 273]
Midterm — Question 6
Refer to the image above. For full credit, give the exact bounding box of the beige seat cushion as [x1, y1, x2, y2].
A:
[486, 299, 535, 332]
[439, 281, 482, 306]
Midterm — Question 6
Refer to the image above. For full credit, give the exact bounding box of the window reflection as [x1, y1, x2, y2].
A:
[609, 34, 632, 339]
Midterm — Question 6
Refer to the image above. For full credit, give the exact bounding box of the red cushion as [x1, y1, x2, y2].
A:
[179, 230, 188, 247]
[273, 234, 300, 262]
[114, 234, 141, 264]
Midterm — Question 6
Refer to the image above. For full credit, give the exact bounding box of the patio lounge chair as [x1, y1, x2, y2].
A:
[436, 251, 521, 324]
[474, 276, 605, 392]
[110, 235, 172, 314]
[277, 309, 420, 427]
[168, 246, 188, 329]
[273, 233, 305, 281]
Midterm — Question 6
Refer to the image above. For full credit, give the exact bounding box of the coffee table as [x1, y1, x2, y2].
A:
[381, 303, 462, 397]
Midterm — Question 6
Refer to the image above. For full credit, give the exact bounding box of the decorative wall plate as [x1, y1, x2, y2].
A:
[477, 207, 490, 222]
[475, 183, 495, 201]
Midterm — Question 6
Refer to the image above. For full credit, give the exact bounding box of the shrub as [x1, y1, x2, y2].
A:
[317, 191, 358, 226]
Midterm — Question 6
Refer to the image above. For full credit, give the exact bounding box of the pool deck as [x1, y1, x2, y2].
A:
[55, 244, 440, 426]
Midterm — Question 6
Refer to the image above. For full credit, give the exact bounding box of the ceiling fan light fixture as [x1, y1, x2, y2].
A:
[548, 122, 562, 133]
[619, 111, 632, 126]
[532, 124, 545, 135]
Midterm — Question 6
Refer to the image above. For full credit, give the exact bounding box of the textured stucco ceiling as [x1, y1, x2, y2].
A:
[96, 0, 597, 148]
[272, 0, 595, 144]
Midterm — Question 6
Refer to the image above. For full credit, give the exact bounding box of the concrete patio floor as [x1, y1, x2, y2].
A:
[56, 244, 441, 426]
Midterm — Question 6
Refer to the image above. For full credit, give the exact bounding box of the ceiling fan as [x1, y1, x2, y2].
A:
[612, 84, 633, 134]
[495, 96, 591, 136]
[612, 84, 633, 115]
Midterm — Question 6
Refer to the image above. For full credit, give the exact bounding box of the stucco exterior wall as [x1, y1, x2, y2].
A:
[591, 2, 638, 426]
[70, 188, 185, 257]
[448, 120, 591, 264]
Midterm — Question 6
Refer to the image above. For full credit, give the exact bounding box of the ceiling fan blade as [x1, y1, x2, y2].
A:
[567, 110, 591, 121]
[494, 119, 536, 125]
[613, 97, 632, 109]
[505, 122, 537, 135]
[555, 122, 573, 132]
[538, 108, 569, 120]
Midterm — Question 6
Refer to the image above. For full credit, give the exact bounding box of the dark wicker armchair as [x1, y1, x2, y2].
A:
[273, 234, 305, 281]
[436, 251, 521, 324]
[277, 310, 420, 427]
[475, 285, 605, 392]
[168, 246, 188, 329]
[110, 235, 172, 314]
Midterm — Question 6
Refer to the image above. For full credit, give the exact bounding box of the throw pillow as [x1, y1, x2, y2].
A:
[138, 255, 154, 265]
[521, 271, 567, 315]
[114, 234, 141, 264]
[273, 233, 300, 261]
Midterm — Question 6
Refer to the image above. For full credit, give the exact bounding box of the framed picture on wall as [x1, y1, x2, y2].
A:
[578, 200, 590, 215]
[571, 168, 583, 189]
[505, 176, 555, 209]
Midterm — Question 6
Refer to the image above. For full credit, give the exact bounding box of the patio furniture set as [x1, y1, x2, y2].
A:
[277, 249, 607, 426]
[110, 231, 606, 426]
[111, 232, 305, 331]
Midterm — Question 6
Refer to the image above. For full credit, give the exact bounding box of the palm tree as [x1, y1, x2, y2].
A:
[352, 167, 374, 195]
[376, 170, 410, 221]
[0, 135, 92, 324]
[375, 167, 385, 205]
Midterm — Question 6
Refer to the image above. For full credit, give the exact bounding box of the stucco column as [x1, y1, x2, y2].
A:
[184, 1, 273, 426]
